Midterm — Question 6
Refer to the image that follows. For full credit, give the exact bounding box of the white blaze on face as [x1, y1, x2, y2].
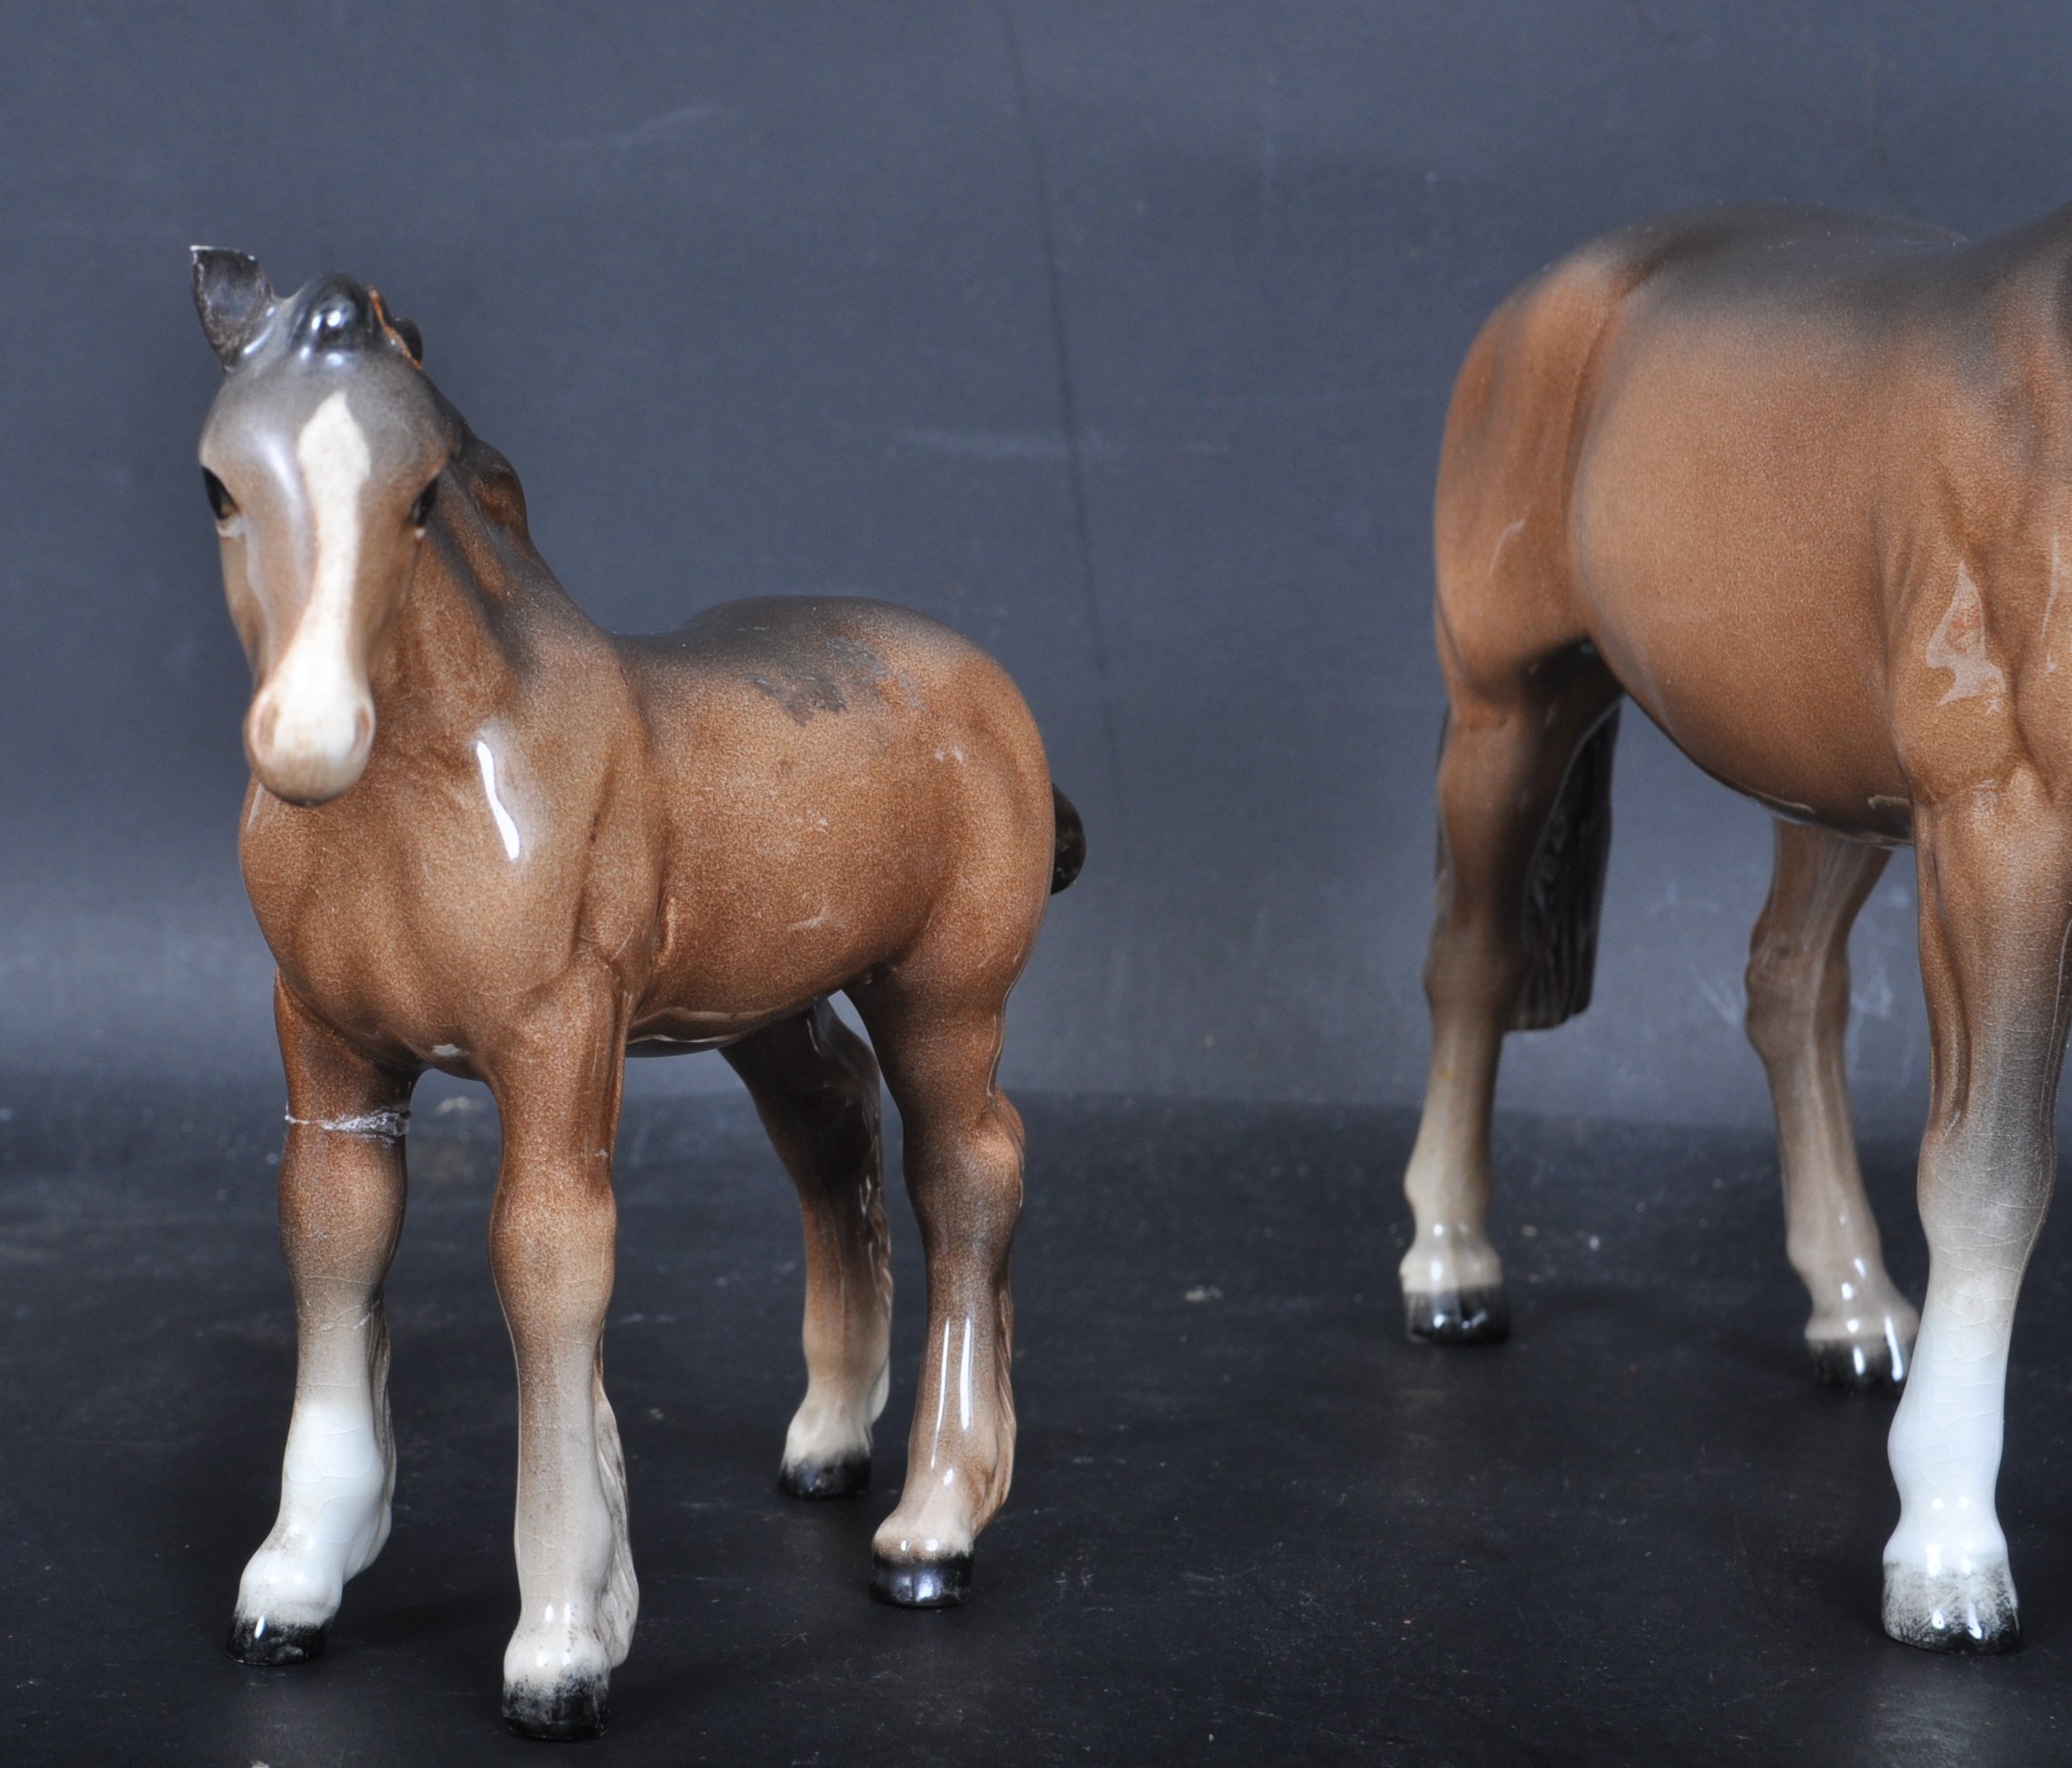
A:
[250, 390, 376, 795]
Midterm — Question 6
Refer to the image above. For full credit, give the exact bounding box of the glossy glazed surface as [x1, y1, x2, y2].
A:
[1410, 202, 2072, 1652]
[193, 250, 1080, 1736]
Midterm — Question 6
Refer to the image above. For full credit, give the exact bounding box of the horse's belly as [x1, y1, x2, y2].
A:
[1619, 655, 1911, 842]
[1570, 320, 1910, 840]
[1578, 562, 1911, 841]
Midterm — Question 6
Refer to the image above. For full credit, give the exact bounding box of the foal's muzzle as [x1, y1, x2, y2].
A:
[245, 670, 375, 805]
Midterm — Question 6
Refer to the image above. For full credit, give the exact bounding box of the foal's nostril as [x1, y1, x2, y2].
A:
[253, 699, 279, 753]
[353, 705, 372, 755]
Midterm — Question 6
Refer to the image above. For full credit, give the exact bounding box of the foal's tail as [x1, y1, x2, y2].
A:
[1050, 786, 1086, 894]
[1511, 708, 1619, 1030]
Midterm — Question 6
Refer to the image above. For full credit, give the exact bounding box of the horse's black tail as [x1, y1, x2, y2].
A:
[1050, 786, 1086, 894]
[1511, 707, 1619, 1031]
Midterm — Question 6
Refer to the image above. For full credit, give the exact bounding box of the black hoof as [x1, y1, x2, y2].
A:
[1403, 1285, 1510, 1345]
[1809, 1339, 1904, 1393]
[503, 1678, 610, 1741]
[778, 1452, 870, 1499]
[1884, 1564, 2021, 1655]
[870, 1551, 972, 1608]
[228, 1613, 328, 1666]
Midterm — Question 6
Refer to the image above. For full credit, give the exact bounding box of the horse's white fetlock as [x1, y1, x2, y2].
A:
[229, 1391, 395, 1663]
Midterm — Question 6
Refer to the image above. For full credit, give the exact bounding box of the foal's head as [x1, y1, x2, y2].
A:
[193, 249, 456, 805]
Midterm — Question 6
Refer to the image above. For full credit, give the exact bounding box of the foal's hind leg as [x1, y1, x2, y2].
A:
[230, 980, 411, 1664]
[724, 1000, 893, 1498]
[849, 986, 1025, 1608]
[1744, 820, 1918, 1389]
[1402, 665, 1620, 1341]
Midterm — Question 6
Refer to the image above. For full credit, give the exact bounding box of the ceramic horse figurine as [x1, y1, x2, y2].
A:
[191, 248, 1084, 1738]
[1408, 201, 2072, 1655]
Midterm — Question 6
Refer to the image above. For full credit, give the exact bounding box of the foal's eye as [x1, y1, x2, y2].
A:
[408, 476, 439, 529]
[203, 468, 236, 522]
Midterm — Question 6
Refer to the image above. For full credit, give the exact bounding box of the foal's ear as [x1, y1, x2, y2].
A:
[368, 288, 424, 366]
[190, 246, 276, 368]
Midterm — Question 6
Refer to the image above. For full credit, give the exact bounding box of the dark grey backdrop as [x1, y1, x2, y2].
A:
[3, 2, 2067, 1130]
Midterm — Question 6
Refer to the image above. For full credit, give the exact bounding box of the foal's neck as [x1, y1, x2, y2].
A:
[370, 437, 590, 758]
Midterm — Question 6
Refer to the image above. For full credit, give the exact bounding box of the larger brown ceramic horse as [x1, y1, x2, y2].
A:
[191, 249, 1083, 1738]
[1410, 202, 2072, 1655]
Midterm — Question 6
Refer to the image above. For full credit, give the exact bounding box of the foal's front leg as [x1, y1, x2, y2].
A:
[1883, 796, 2072, 1651]
[487, 977, 637, 1739]
[230, 980, 412, 1664]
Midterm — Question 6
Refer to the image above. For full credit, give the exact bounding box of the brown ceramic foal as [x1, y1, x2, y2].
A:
[191, 249, 1083, 1738]
[1410, 202, 2072, 1655]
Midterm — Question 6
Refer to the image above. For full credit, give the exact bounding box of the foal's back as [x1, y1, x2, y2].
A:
[618, 596, 1057, 1031]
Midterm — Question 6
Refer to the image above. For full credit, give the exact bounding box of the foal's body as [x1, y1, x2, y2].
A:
[1413, 203, 2072, 1650]
[249, 580, 1054, 1073]
[196, 254, 1076, 1737]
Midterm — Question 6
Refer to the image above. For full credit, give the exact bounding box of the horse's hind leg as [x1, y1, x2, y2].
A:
[1744, 819, 1918, 1389]
[229, 979, 412, 1665]
[848, 984, 1025, 1608]
[724, 1000, 893, 1498]
[1402, 663, 1620, 1342]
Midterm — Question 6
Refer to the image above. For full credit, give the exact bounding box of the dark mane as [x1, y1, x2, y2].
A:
[457, 430, 535, 543]
[412, 369, 534, 545]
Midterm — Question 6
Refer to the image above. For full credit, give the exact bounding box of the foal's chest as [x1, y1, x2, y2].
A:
[239, 755, 652, 1059]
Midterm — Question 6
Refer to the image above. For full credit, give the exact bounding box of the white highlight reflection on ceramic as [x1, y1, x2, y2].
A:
[929, 1317, 953, 1464]
[475, 738, 522, 860]
[957, 1315, 974, 1433]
